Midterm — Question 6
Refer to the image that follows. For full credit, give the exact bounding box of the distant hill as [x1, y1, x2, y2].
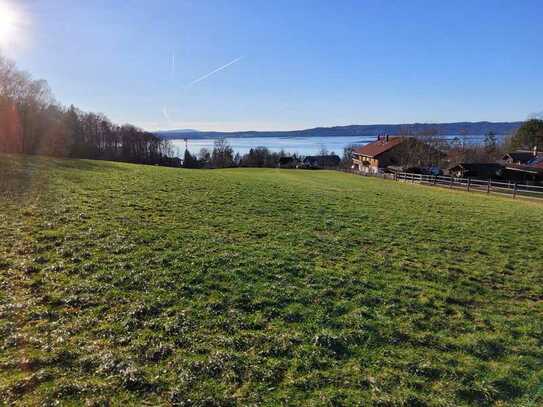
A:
[159, 129, 200, 134]
[156, 121, 523, 140]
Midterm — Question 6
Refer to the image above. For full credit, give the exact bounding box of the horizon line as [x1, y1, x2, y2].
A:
[152, 119, 525, 134]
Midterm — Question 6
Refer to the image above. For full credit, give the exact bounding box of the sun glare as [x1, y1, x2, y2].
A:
[0, 1, 21, 48]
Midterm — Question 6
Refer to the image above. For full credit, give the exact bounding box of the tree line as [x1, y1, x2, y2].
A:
[441, 119, 543, 167]
[182, 139, 345, 169]
[180, 132, 515, 170]
[0, 55, 178, 166]
[182, 123, 543, 170]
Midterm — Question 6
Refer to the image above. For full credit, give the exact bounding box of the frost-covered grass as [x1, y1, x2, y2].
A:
[1, 154, 542, 405]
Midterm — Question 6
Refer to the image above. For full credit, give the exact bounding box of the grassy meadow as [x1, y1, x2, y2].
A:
[0, 154, 542, 406]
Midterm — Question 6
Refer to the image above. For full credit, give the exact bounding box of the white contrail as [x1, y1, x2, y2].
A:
[162, 105, 171, 122]
[186, 56, 243, 87]
[170, 52, 175, 79]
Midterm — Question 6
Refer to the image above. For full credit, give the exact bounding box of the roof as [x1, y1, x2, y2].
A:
[503, 150, 542, 164]
[352, 137, 404, 158]
[504, 164, 543, 174]
[304, 155, 340, 162]
[448, 163, 505, 176]
[528, 156, 543, 169]
[303, 155, 341, 166]
[449, 163, 504, 170]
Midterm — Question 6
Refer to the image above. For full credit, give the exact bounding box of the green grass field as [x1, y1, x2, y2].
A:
[1, 154, 542, 406]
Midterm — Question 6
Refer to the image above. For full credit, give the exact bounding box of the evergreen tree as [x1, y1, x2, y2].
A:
[511, 119, 543, 150]
[183, 149, 198, 168]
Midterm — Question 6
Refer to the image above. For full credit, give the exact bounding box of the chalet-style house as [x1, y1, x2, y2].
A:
[301, 155, 341, 169]
[351, 136, 405, 174]
[352, 136, 443, 174]
[498, 148, 543, 184]
[503, 155, 543, 184]
[447, 161, 543, 184]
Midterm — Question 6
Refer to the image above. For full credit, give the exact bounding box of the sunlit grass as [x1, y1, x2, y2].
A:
[0, 154, 542, 405]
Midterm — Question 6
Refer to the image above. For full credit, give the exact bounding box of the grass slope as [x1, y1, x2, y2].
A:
[1, 154, 542, 406]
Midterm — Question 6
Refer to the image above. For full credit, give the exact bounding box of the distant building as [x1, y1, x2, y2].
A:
[502, 148, 542, 165]
[351, 136, 405, 174]
[447, 162, 543, 184]
[500, 148, 543, 184]
[448, 163, 504, 179]
[528, 156, 543, 169]
[278, 156, 299, 168]
[301, 155, 341, 169]
[386, 165, 442, 176]
[503, 164, 543, 184]
[351, 135, 443, 174]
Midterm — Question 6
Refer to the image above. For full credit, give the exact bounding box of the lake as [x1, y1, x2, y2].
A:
[170, 134, 496, 157]
[171, 136, 377, 157]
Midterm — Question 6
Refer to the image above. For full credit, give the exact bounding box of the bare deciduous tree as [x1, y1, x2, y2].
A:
[0, 54, 177, 166]
[211, 138, 235, 168]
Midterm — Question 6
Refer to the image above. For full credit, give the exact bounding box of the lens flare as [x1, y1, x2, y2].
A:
[0, 1, 22, 49]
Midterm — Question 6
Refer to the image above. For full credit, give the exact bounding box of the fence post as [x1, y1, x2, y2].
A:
[433, 175, 437, 185]
[449, 176, 453, 189]
[412, 173, 415, 184]
[487, 178, 491, 194]
[467, 178, 471, 192]
[513, 183, 518, 199]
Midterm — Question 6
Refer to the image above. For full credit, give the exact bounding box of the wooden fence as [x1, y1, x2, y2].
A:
[341, 169, 543, 200]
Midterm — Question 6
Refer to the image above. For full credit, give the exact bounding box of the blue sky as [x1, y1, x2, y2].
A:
[3, 0, 543, 131]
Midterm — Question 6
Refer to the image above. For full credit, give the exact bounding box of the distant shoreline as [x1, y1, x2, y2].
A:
[156, 121, 522, 140]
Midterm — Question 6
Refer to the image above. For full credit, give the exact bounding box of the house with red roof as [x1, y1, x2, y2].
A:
[351, 136, 404, 173]
[352, 135, 445, 174]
